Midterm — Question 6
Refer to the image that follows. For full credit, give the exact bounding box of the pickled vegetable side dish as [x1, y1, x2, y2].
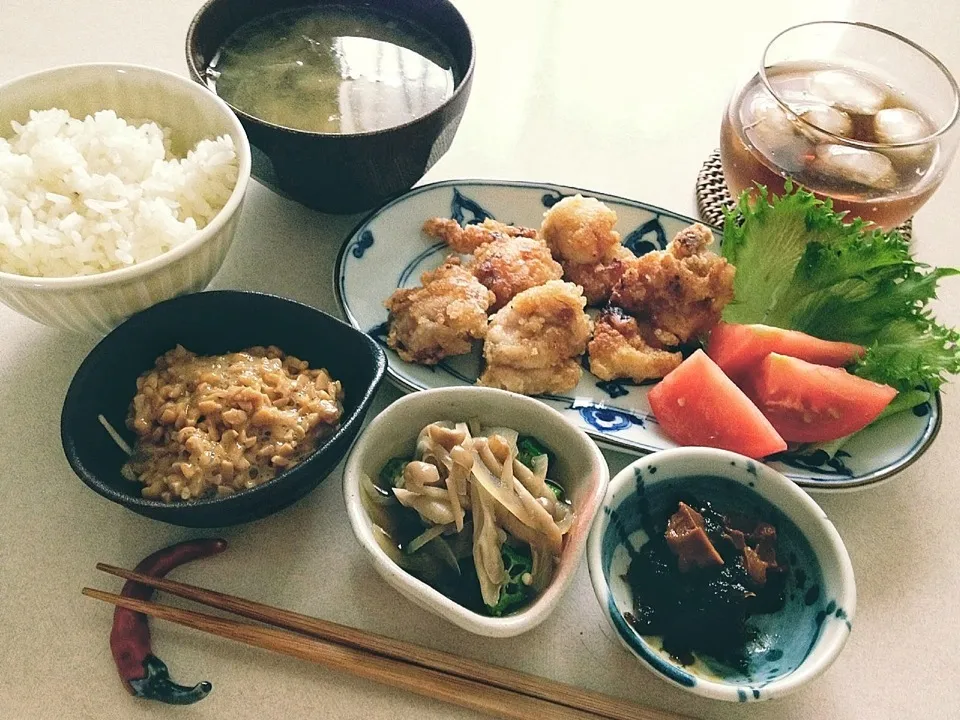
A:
[625, 498, 787, 669]
[359, 422, 574, 617]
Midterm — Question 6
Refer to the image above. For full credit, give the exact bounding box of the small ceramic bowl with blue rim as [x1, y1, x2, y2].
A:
[587, 447, 856, 702]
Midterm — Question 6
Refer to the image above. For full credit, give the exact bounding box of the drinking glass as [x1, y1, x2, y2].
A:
[720, 21, 960, 229]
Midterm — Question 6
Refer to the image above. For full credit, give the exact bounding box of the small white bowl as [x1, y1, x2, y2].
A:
[343, 386, 609, 637]
[587, 447, 856, 701]
[0, 63, 252, 334]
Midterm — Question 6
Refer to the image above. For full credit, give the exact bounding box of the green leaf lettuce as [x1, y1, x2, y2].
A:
[721, 184, 960, 395]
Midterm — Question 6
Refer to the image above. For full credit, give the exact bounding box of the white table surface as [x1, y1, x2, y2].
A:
[2, 1, 960, 718]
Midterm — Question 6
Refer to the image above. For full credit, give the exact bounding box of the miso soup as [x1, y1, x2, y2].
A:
[206, 5, 459, 134]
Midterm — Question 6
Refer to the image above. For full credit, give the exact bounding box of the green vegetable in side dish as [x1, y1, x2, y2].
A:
[379, 457, 408, 488]
[363, 423, 575, 618]
[488, 543, 534, 617]
[546, 479, 567, 503]
[516, 435, 552, 470]
[722, 183, 960, 400]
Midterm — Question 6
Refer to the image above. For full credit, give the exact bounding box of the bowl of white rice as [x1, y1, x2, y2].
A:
[0, 63, 251, 334]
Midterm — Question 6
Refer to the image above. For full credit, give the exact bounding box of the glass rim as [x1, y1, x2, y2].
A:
[759, 20, 960, 149]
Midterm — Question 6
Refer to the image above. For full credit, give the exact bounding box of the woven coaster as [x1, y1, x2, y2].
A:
[695, 148, 914, 241]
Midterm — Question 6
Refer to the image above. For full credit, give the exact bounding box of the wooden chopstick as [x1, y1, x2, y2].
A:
[83, 587, 609, 720]
[94, 564, 673, 720]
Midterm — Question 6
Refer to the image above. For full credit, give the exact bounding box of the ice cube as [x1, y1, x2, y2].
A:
[748, 95, 796, 133]
[744, 95, 810, 172]
[799, 104, 853, 138]
[874, 107, 930, 144]
[809, 70, 887, 115]
[811, 144, 898, 190]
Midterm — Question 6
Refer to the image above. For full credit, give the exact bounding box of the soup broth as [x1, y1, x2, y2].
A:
[206, 5, 458, 134]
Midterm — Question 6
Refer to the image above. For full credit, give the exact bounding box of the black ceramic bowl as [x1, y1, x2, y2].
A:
[185, 0, 475, 214]
[61, 290, 386, 527]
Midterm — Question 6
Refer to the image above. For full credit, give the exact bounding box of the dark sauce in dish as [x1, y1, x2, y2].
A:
[625, 498, 787, 669]
[206, 5, 458, 134]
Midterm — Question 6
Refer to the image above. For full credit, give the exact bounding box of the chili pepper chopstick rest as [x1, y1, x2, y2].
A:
[108, 538, 227, 704]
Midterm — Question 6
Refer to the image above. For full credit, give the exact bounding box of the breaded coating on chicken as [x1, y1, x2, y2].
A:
[479, 280, 592, 395]
[561, 245, 635, 306]
[467, 235, 563, 311]
[422, 217, 538, 254]
[384, 257, 495, 365]
[476, 363, 584, 396]
[540, 195, 621, 264]
[610, 224, 735, 345]
[588, 307, 682, 382]
[483, 281, 592, 369]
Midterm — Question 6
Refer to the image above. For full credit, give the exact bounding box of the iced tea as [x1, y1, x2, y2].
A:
[721, 60, 944, 228]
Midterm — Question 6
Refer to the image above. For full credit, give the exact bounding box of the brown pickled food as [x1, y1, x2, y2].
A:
[625, 498, 787, 668]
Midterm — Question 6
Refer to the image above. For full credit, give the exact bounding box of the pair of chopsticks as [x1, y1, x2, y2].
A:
[84, 567, 687, 720]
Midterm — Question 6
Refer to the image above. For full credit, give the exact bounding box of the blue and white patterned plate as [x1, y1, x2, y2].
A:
[333, 179, 941, 491]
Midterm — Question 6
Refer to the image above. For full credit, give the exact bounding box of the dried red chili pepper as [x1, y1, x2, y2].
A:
[109, 538, 227, 704]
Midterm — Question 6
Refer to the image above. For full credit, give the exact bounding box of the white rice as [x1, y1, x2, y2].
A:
[0, 108, 238, 277]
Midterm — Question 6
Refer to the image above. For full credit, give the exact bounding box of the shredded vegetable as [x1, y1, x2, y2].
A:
[362, 421, 575, 616]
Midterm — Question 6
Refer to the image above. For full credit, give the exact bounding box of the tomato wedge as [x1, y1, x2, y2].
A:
[707, 323, 865, 381]
[746, 353, 897, 443]
[648, 350, 787, 458]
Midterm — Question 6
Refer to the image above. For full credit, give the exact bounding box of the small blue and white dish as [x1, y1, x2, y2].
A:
[587, 447, 856, 702]
[333, 178, 941, 491]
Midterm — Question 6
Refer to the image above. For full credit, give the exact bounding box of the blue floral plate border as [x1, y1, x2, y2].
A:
[333, 179, 941, 491]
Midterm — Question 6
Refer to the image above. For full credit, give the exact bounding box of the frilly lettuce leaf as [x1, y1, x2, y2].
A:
[721, 183, 960, 394]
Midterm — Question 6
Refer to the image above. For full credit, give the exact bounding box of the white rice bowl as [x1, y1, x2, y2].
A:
[0, 108, 238, 277]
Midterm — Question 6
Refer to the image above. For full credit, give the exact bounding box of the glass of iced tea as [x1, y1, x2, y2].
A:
[720, 21, 960, 229]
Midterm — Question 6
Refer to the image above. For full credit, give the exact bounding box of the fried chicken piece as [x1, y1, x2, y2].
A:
[483, 281, 592, 369]
[477, 363, 584, 396]
[422, 217, 538, 254]
[384, 257, 495, 364]
[588, 307, 682, 382]
[610, 224, 735, 345]
[479, 280, 592, 395]
[467, 235, 563, 311]
[669, 222, 714, 259]
[540, 195, 621, 264]
[561, 245, 635, 306]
